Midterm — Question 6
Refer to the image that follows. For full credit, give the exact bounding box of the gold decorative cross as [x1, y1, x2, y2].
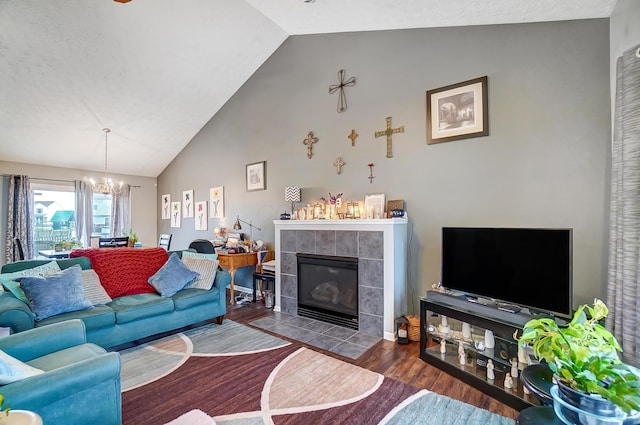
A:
[348, 129, 358, 146]
[374, 116, 404, 158]
[333, 157, 345, 174]
[303, 131, 318, 159]
[328, 69, 356, 113]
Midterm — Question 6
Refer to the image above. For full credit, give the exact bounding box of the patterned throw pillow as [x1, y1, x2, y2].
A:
[182, 257, 218, 290]
[148, 253, 199, 297]
[0, 261, 62, 304]
[181, 251, 218, 261]
[80, 269, 113, 305]
[18, 265, 94, 321]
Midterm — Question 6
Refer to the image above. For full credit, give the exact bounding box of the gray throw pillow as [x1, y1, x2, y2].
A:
[182, 257, 218, 290]
[18, 265, 94, 321]
[81, 269, 113, 305]
[148, 253, 199, 297]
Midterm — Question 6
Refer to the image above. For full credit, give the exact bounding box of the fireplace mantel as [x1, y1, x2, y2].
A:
[273, 218, 408, 341]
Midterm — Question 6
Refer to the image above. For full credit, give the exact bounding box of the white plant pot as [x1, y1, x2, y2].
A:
[0, 410, 43, 425]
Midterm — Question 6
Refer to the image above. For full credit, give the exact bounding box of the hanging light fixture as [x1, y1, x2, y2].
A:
[90, 128, 123, 195]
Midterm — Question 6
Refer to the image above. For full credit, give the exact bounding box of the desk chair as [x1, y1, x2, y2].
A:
[158, 233, 172, 250]
[98, 237, 129, 248]
[188, 239, 215, 254]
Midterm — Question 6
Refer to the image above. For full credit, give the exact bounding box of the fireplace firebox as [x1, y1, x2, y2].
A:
[297, 253, 358, 329]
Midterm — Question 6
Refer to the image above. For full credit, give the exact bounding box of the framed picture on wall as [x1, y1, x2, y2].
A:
[246, 161, 266, 192]
[426, 76, 488, 145]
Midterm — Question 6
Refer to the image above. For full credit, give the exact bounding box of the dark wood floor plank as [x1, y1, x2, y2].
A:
[225, 298, 519, 420]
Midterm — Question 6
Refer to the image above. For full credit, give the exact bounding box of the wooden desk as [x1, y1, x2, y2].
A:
[217, 250, 273, 304]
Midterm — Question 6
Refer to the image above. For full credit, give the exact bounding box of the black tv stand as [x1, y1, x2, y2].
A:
[419, 296, 539, 411]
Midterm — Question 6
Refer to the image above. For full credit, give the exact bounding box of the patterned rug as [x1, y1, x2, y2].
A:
[120, 320, 515, 425]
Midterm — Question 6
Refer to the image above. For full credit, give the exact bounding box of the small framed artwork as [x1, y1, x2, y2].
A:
[426, 76, 488, 145]
[246, 161, 266, 192]
[182, 190, 194, 218]
[209, 186, 224, 218]
[171, 201, 181, 228]
[195, 201, 207, 231]
[364, 193, 386, 219]
[161, 194, 171, 220]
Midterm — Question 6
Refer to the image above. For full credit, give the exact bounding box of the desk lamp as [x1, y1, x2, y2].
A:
[284, 187, 301, 219]
[233, 215, 261, 248]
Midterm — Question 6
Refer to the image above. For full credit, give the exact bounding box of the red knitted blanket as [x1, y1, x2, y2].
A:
[70, 248, 168, 298]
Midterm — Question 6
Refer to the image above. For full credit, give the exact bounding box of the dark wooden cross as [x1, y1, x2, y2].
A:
[333, 157, 345, 174]
[303, 131, 318, 159]
[348, 129, 358, 146]
[374, 116, 404, 158]
[328, 69, 356, 113]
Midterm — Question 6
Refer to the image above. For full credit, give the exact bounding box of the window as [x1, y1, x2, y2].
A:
[31, 182, 113, 253]
[91, 193, 112, 237]
[33, 184, 76, 252]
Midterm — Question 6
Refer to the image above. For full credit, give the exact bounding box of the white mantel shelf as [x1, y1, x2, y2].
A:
[273, 217, 408, 341]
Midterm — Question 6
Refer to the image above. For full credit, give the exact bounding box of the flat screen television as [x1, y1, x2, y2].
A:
[441, 227, 573, 318]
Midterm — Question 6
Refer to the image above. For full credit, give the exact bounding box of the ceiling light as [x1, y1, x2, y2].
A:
[90, 128, 124, 195]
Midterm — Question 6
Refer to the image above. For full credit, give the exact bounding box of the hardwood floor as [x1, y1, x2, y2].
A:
[225, 299, 519, 420]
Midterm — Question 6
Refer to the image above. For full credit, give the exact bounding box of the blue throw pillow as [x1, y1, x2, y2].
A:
[18, 265, 94, 321]
[148, 253, 199, 297]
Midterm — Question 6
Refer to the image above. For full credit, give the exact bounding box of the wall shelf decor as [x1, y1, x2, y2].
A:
[374, 117, 404, 158]
[426, 75, 488, 145]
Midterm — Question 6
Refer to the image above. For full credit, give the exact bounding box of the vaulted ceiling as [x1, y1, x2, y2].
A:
[0, 0, 616, 177]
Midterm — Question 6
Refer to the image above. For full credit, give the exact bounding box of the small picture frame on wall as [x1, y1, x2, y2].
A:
[246, 161, 266, 192]
[426, 76, 488, 145]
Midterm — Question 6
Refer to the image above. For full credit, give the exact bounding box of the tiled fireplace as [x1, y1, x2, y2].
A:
[273, 218, 408, 341]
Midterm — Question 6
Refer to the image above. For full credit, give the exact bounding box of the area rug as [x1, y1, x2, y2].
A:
[120, 320, 515, 425]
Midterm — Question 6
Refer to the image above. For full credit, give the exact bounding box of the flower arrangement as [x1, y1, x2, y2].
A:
[320, 192, 343, 205]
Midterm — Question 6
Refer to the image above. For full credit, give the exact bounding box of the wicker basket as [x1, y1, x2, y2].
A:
[405, 315, 421, 342]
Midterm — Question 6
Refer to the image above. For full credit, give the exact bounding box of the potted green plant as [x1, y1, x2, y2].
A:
[0, 394, 42, 424]
[124, 229, 138, 247]
[516, 299, 640, 422]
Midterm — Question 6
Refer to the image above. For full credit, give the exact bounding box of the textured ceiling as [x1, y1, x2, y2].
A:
[0, 0, 616, 177]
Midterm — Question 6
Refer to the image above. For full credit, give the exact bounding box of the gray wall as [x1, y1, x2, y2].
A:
[0, 160, 158, 264]
[157, 19, 611, 310]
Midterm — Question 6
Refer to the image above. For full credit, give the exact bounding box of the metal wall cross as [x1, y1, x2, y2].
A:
[303, 131, 318, 159]
[328, 69, 356, 113]
[374, 116, 404, 158]
[333, 157, 345, 174]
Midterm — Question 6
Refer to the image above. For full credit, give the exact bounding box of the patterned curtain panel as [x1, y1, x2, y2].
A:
[110, 184, 131, 238]
[5, 175, 34, 262]
[74, 179, 93, 249]
[607, 43, 640, 362]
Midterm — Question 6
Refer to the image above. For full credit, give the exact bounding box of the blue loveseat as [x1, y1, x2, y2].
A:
[0, 248, 231, 348]
[0, 319, 121, 425]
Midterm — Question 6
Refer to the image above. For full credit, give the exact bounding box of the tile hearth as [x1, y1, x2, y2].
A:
[250, 312, 381, 359]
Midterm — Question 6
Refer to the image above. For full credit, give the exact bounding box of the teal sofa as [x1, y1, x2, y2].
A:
[0, 319, 121, 425]
[0, 249, 232, 348]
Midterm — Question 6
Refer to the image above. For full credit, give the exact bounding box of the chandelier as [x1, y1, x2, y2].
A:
[90, 128, 123, 195]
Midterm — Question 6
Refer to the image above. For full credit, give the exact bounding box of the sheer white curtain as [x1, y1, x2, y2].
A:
[74, 179, 93, 249]
[110, 184, 131, 237]
[5, 175, 34, 261]
[607, 43, 640, 362]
